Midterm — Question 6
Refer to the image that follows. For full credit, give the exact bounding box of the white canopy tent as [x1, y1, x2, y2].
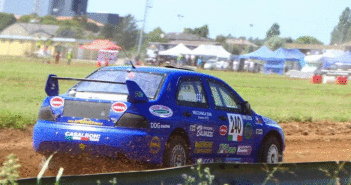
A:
[158, 43, 192, 56]
[190, 45, 231, 58]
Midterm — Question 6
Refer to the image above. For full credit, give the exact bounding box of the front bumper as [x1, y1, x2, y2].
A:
[33, 120, 162, 164]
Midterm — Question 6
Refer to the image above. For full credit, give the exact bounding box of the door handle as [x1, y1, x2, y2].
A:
[219, 115, 227, 121]
[183, 111, 193, 117]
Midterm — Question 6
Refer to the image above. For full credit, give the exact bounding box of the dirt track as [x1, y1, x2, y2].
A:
[1, 121, 351, 178]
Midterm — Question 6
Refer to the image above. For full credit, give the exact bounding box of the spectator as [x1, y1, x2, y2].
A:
[66, 50, 72, 65]
[197, 57, 203, 69]
[55, 51, 60, 64]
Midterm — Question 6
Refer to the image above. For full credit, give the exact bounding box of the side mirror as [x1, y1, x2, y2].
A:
[243, 101, 252, 115]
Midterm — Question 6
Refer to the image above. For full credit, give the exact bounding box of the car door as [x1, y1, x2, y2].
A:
[175, 76, 216, 163]
[205, 78, 256, 163]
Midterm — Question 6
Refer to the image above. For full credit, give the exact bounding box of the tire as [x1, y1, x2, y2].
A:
[164, 136, 188, 167]
[259, 136, 282, 163]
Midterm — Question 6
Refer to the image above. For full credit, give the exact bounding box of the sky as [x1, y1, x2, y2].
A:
[87, 0, 351, 45]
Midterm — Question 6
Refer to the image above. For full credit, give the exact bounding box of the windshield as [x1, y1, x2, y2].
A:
[73, 70, 165, 99]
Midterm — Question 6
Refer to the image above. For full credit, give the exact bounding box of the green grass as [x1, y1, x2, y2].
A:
[202, 70, 351, 123]
[0, 56, 350, 129]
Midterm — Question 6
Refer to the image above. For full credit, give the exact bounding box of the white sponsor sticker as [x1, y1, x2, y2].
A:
[190, 125, 196, 132]
[256, 129, 263, 135]
[237, 146, 252, 156]
[65, 132, 101, 142]
[50, 96, 64, 107]
[196, 125, 214, 137]
[149, 105, 173, 118]
[227, 113, 243, 142]
[150, 122, 170, 129]
[242, 115, 252, 121]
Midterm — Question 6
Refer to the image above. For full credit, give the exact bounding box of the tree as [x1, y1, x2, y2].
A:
[41, 15, 58, 25]
[295, 36, 323, 45]
[85, 22, 100, 33]
[100, 24, 115, 39]
[99, 14, 139, 50]
[330, 7, 351, 44]
[183, 24, 209, 38]
[0, 13, 16, 31]
[264, 36, 285, 50]
[266, 23, 280, 39]
[146, 27, 168, 43]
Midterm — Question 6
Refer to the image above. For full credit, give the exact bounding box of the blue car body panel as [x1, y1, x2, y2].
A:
[33, 66, 285, 165]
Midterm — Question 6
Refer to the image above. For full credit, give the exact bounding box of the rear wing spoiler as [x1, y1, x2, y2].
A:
[45, 74, 148, 103]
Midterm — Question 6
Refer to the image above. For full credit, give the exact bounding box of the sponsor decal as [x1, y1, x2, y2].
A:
[79, 143, 86, 150]
[244, 122, 253, 139]
[50, 96, 64, 107]
[225, 158, 241, 163]
[256, 129, 263, 135]
[192, 111, 212, 120]
[128, 72, 135, 79]
[196, 125, 214, 137]
[262, 117, 278, 126]
[65, 132, 101, 142]
[111, 102, 127, 113]
[190, 125, 196, 132]
[237, 146, 252, 156]
[149, 105, 173, 118]
[197, 158, 214, 164]
[135, 91, 143, 98]
[149, 136, 161, 154]
[67, 118, 103, 126]
[150, 122, 170, 129]
[242, 115, 253, 121]
[194, 141, 213, 154]
[255, 117, 263, 124]
[218, 144, 236, 154]
[227, 114, 243, 141]
[219, 125, 228, 136]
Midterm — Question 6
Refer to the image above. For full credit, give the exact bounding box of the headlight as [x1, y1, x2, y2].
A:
[37, 106, 55, 121]
[115, 113, 149, 129]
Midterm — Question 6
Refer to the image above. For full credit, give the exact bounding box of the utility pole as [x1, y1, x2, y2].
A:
[137, 0, 151, 56]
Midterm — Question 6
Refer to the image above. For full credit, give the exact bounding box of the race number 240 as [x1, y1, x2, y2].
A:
[227, 114, 243, 142]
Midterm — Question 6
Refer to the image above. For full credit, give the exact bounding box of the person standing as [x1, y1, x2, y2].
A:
[197, 57, 203, 69]
[66, 50, 72, 65]
[55, 51, 60, 64]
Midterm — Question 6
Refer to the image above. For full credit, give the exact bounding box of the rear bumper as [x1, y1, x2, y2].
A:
[33, 120, 162, 164]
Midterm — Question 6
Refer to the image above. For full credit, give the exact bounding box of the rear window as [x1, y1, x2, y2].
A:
[74, 70, 165, 99]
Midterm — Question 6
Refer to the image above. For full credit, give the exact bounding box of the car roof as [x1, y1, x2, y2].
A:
[101, 65, 215, 78]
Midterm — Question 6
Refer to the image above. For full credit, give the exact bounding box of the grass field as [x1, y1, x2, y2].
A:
[1, 56, 350, 129]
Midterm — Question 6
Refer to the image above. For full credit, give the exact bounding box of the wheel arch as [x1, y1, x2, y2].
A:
[257, 130, 284, 162]
[163, 127, 190, 162]
[262, 130, 284, 151]
[166, 127, 190, 148]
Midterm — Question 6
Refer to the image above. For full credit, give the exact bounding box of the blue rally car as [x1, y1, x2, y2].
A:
[33, 65, 285, 168]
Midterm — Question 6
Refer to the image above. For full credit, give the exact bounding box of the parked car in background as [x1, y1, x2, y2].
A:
[33, 66, 285, 172]
[204, 57, 230, 70]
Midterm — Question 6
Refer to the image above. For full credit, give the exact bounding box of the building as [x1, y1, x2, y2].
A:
[50, 0, 88, 16]
[0, 0, 87, 17]
[1, 23, 60, 38]
[86, 12, 120, 26]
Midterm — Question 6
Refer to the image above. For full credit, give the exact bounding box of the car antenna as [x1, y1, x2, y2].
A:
[120, 46, 136, 69]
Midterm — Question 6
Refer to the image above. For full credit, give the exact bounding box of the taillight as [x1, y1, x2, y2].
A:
[37, 106, 55, 121]
[115, 113, 149, 129]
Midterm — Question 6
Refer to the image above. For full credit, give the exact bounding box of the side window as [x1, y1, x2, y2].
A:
[177, 79, 207, 108]
[208, 81, 241, 111]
